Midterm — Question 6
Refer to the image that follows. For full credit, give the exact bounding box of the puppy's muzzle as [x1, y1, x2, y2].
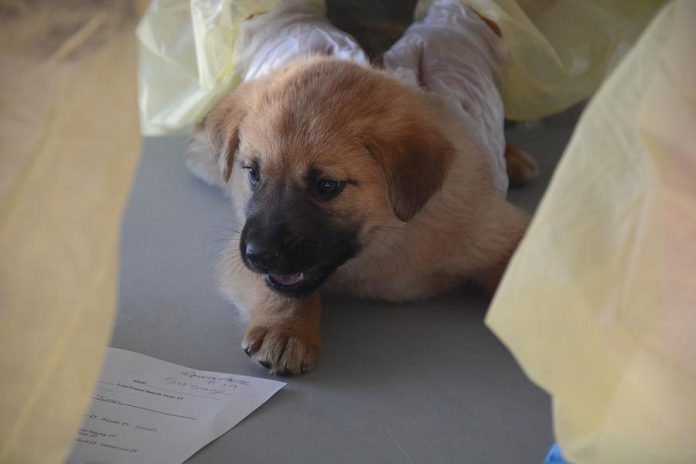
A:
[239, 213, 360, 297]
[239, 219, 306, 276]
[243, 241, 280, 273]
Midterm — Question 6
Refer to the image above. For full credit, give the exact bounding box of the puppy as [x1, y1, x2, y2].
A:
[187, 54, 536, 375]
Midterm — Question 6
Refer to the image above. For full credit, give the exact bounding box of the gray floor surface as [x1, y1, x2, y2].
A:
[111, 126, 572, 464]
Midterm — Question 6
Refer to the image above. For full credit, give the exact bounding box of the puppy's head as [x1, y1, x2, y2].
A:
[208, 57, 454, 297]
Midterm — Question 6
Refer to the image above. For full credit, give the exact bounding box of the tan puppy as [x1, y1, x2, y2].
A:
[188, 56, 535, 375]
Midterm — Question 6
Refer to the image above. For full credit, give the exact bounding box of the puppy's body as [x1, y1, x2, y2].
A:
[328, 95, 527, 302]
[189, 56, 533, 375]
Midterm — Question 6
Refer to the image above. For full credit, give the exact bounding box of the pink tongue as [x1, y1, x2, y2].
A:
[270, 272, 304, 286]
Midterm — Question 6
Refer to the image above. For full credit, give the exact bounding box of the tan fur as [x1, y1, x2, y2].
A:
[505, 143, 539, 188]
[190, 57, 531, 374]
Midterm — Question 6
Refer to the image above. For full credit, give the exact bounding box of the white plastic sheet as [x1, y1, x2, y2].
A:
[137, 0, 665, 134]
[234, 0, 368, 82]
[385, 0, 508, 194]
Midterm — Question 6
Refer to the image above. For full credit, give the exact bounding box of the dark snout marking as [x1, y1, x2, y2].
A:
[243, 239, 281, 272]
[239, 177, 361, 295]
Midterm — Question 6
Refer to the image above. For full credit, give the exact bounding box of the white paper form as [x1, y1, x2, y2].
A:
[66, 348, 285, 464]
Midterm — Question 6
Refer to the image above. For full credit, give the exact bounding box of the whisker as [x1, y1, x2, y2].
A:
[195, 237, 234, 256]
[205, 225, 241, 234]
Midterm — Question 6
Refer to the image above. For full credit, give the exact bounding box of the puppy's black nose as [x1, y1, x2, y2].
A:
[244, 242, 279, 271]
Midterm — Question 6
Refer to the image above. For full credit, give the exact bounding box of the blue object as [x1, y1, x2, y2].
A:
[544, 443, 571, 464]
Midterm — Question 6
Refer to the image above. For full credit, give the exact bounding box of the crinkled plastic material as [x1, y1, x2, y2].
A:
[137, 0, 279, 135]
[385, 0, 508, 194]
[420, 0, 667, 120]
[234, 0, 367, 82]
[137, 0, 665, 134]
[486, 1, 696, 462]
[0, 2, 143, 463]
[138, 0, 368, 134]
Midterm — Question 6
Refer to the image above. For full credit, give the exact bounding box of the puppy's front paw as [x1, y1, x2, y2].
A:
[242, 323, 320, 375]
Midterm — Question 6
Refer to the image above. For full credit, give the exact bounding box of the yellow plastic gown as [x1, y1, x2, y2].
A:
[0, 1, 144, 462]
[0, 0, 681, 463]
[137, 0, 664, 134]
[487, 1, 696, 462]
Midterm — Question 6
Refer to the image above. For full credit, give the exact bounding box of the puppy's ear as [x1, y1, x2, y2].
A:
[368, 122, 454, 221]
[206, 82, 254, 181]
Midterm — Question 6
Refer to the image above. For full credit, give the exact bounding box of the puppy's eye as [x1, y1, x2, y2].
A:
[244, 166, 260, 188]
[313, 179, 344, 199]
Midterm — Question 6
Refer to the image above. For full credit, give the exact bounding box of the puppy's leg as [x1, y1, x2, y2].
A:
[468, 197, 530, 293]
[505, 143, 538, 188]
[218, 238, 321, 375]
[419, 197, 528, 295]
[243, 292, 321, 375]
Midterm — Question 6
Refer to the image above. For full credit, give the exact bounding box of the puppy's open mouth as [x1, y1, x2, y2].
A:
[267, 271, 306, 287]
[240, 233, 360, 297]
[265, 267, 324, 295]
